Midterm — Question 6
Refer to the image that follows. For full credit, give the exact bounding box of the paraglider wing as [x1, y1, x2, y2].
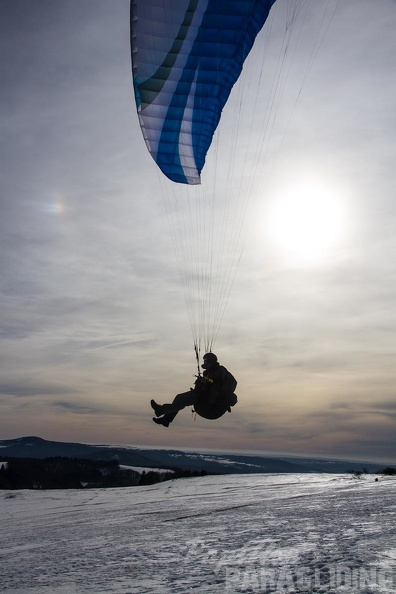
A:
[131, 0, 277, 185]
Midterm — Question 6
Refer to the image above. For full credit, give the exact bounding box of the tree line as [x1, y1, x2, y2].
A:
[0, 457, 211, 489]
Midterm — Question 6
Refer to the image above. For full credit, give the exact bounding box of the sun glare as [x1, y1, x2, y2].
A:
[266, 182, 346, 265]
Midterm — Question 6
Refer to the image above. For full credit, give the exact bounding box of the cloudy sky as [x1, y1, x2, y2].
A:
[1, 0, 395, 464]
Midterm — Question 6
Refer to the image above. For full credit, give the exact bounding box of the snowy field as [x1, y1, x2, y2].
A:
[1, 473, 395, 594]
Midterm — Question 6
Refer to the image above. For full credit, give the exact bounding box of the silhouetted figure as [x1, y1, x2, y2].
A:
[151, 353, 237, 427]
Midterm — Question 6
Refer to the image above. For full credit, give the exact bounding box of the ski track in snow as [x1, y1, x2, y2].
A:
[0, 473, 395, 593]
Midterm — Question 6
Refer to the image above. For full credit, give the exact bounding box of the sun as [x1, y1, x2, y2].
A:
[266, 181, 346, 265]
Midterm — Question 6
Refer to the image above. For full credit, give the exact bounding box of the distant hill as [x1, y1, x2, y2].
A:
[0, 436, 384, 475]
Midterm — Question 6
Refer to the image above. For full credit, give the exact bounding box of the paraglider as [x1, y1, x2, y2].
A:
[151, 352, 237, 426]
[131, 1, 275, 423]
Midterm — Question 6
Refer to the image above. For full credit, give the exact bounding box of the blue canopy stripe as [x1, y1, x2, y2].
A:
[131, 0, 277, 184]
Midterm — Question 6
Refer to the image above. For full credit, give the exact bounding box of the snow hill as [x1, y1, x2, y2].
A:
[1, 473, 395, 593]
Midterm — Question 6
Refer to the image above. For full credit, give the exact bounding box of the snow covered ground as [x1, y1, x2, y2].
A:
[119, 465, 174, 475]
[1, 473, 395, 593]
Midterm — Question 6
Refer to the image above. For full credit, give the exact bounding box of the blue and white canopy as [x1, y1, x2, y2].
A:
[131, 0, 277, 184]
